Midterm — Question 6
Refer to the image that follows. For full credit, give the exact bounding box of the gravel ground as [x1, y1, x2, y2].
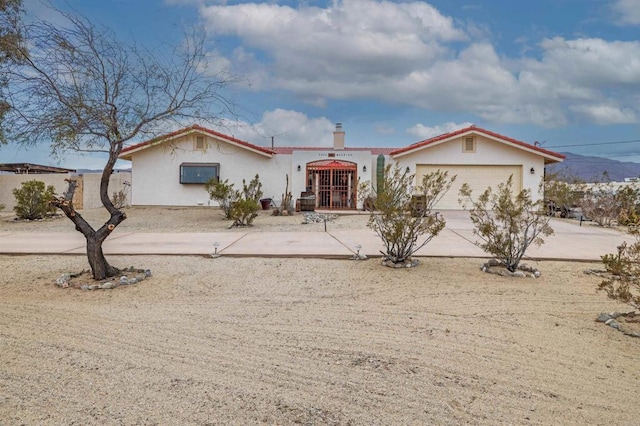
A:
[1, 206, 639, 424]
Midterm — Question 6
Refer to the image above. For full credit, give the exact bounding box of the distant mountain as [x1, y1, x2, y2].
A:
[75, 168, 131, 174]
[545, 152, 640, 182]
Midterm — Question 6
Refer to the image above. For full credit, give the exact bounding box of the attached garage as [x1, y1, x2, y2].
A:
[416, 164, 523, 210]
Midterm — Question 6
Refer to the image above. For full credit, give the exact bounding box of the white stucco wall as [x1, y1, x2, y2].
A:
[290, 150, 374, 207]
[391, 134, 546, 202]
[129, 134, 291, 206]
[126, 131, 555, 208]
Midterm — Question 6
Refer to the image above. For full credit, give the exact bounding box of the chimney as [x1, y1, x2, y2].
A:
[333, 123, 345, 150]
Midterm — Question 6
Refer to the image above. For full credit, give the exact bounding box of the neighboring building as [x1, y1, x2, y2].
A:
[118, 124, 565, 210]
[0, 163, 76, 174]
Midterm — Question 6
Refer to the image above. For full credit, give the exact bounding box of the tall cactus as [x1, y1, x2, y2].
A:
[376, 154, 385, 197]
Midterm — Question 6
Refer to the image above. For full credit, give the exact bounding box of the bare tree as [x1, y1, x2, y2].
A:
[0, 0, 23, 142]
[2, 10, 237, 279]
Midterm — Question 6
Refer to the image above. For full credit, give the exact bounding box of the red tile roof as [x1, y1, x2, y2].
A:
[271, 146, 396, 155]
[119, 124, 565, 163]
[389, 125, 566, 161]
[120, 124, 276, 158]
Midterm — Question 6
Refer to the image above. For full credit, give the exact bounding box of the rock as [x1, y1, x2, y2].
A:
[88, 285, 99, 290]
[128, 278, 138, 285]
[100, 282, 115, 289]
[596, 313, 611, 322]
[487, 259, 501, 267]
[533, 271, 541, 278]
[605, 318, 621, 329]
[513, 271, 526, 278]
[144, 269, 152, 278]
[81, 284, 90, 291]
[120, 276, 129, 284]
[55, 273, 71, 287]
[135, 273, 146, 281]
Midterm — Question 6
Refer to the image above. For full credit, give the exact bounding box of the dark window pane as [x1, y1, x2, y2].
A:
[180, 163, 219, 184]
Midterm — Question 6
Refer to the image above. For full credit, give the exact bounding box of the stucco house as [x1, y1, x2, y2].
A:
[118, 124, 564, 210]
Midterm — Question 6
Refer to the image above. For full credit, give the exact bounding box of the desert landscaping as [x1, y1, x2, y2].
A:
[1, 207, 639, 424]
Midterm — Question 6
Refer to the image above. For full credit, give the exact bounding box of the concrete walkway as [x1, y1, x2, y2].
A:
[0, 211, 631, 262]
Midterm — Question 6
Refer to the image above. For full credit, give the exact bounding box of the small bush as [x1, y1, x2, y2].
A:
[459, 175, 553, 272]
[579, 182, 640, 227]
[231, 174, 263, 227]
[13, 180, 57, 220]
[598, 235, 640, 310]
[363, 164, 455, 265]
[206, 174, 263, 226]
[111, 181, 130, 209]
[206, 178, 237, 219]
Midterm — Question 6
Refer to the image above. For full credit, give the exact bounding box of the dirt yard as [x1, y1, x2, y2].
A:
[1, 207, 639, 424]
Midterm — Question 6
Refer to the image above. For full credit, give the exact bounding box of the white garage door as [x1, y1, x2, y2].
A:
[416, 165, 522, 210]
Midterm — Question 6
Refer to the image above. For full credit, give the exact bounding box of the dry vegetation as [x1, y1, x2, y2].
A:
[1, 207, 639, 424]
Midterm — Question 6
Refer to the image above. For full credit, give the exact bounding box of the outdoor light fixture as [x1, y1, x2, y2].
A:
[362, 165, 367, 172]
[213, 242, 220, 255]
[406, 166, 410, 173]
[297, 165, 301, 172]
[530, 167, 535, 174]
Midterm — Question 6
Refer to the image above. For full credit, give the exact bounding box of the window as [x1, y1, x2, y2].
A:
[180, 163, 219, 184]
[194, 135, 206, 151]
[463, 137, 475, 153]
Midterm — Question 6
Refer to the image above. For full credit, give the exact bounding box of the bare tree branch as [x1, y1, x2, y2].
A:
[2, 8, 239, 279]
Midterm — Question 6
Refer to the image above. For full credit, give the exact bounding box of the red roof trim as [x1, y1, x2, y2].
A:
[120, 124, 275, 157]
[389, 126, 566, 160]
[271, 147, 395, 155]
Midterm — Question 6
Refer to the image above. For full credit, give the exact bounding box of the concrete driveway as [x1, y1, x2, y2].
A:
[0, 210, 630, 261]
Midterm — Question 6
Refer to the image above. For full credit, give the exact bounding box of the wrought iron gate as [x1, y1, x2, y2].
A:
[306, 160, 357, 210]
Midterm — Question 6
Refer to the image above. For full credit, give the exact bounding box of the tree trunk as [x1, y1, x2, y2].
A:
[53, 169, 127, 280]
[86, 234, 120, 280]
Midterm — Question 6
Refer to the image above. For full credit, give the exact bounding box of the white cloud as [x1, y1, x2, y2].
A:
[198, 1, 640, 128]
[611, 0, 640, 25]
[570, 104, 637, 124]
[215, 109, 335, 147]
[200, 0, 466, 91]
[406, 121, 474, 139]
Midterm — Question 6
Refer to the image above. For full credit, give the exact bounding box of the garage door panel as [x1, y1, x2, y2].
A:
[416, 165, 522, 210]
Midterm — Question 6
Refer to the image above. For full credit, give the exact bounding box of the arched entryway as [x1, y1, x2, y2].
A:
[306, 160, 357, 210]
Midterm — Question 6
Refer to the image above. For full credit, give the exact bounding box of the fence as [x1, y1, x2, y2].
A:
[0, 171, 131, 212]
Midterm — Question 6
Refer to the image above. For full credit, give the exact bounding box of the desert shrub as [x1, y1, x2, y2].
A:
[13, 180, 57, 220]
[363, 164, 455, 265]
[205, 178, 237, 219]
[111, 180, 130, 209]
[598, 234, 640, 310]
[0, 203, 4, 211]
[230, 174, 263, 227]
[543, 171, 583, 217]
[459, 175, 554, 272]
[615, 185, 640, 226]
[579, 182, 635, 227]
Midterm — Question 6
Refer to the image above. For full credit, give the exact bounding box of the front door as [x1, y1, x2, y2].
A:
[306, 160, 357, 210]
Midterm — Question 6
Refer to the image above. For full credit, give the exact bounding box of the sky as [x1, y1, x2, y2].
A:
[2, 0, 640, 169]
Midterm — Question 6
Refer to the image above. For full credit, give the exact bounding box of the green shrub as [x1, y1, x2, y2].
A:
[205, 174, 263, 226]
[459, 175, 554, 272]
[598, 235, 640, 309]
[205, 178, 237, 219]
[13, 180, 57, 220]
[363, 164, 455, 265]
[231, 174, 263, 227]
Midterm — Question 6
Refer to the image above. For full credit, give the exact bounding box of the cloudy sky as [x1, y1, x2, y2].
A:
[3, 0, 640, 168]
